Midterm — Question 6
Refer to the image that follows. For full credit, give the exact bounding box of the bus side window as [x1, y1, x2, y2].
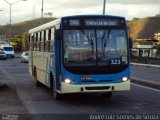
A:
[41, 31, 44, 52]
[44, 30, 46, 52]
[31, 35, 34, 51]
[45, 29, 51, 52]
[34, 33, 37, 51]
[36, 33, 39, 51]
[50, 28, 55, 53]
[28, 35, 31, 50]
[39, 32, 41, 51]
[48, 29, 51, 40]
[48, 29, 51, 52]
[51, 28, 54, 40]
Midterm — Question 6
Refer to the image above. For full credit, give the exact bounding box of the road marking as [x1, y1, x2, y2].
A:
[131, 83, 160, 92]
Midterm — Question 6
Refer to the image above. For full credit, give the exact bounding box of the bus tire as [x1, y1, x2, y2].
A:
[102, 92, 112, 98]
[50, 73, 54, 92]
[54, 91, 62, 100]
[50, 73, 62, 100]
[34, 67, 41, 87]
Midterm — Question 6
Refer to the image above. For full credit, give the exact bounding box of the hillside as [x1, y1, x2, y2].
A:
[0, 16, 160, 41]
[0, 17, 56, 37]
[128, 16, 160, 40]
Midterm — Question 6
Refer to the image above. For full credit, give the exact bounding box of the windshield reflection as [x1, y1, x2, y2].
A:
[63, 29, 128, 66]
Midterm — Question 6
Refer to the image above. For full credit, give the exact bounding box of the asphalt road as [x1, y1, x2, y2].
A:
[0, 58, 160, 120]
[131, 65, 160, 84]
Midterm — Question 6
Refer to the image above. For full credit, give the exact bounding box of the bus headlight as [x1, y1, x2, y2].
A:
[122, 77, 128, 82]
[64, 79, 72, 84]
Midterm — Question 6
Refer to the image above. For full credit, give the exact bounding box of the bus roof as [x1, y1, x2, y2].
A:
[29, 15, 125, 34]
[61, 14, 125, 19]
[29, 19, 60, 34]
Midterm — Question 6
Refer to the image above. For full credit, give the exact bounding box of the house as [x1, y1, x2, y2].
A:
[154, 33, 160, 41]
[132, 38, 159, 58]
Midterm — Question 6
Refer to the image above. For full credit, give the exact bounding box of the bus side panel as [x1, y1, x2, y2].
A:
[30, 51, 50, 87]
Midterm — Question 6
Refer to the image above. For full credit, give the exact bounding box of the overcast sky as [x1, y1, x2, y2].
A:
[0, 0, 160, 25]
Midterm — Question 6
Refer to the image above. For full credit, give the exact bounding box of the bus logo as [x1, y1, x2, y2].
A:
[81, 76, 92, 81]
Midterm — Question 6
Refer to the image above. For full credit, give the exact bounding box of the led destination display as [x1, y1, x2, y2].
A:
[85, 19, 119, 26]
[66, 18, 124, 27]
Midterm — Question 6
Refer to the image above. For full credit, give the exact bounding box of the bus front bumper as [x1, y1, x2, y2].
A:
[61, 80, 130, 94]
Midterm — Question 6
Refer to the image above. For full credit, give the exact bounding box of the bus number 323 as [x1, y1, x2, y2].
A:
[111, 59, 121, 65]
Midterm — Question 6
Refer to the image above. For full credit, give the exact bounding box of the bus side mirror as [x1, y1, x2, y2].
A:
[55, 29, 60, 40]
[129, 38, 133, 49]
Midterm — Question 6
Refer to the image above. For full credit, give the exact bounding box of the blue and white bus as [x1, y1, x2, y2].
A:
[28, 15, 131, 99]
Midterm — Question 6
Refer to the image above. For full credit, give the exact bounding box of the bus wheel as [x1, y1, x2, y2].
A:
[50, 73, 54, 93]
[34, 67, 41, 87]
[50, 73, 62, 100]
[54, 91, 62, 100]
[102, 92, 112, 98]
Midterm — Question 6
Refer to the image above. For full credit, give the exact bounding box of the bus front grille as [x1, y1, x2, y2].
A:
[85, 86, 110, 90]
[99, 80, 113, 82]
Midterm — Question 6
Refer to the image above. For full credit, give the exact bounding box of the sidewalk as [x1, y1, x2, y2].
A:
[131, 63, 160, 90]
[131, 77, 160, 90]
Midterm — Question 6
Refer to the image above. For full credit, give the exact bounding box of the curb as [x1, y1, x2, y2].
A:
[131, 77, 160, 90]
[131, 63, 160, 68]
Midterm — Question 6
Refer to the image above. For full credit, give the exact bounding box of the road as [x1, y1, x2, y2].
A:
[131, 65, 160, 84]
[0, 58, 160, 119]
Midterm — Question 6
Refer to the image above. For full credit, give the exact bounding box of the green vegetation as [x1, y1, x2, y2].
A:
[128, 16, 160, 41]
[10, 35, 22, 52]
[22, 32, 29, 51]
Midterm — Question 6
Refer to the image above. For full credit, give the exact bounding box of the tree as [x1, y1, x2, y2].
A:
[22, 32, 29, 51]
[132, 17, 139, 20]
[10, 35, 22, 52]
[155, 13, 160, 17]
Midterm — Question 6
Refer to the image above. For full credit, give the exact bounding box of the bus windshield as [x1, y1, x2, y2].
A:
[63, 29, 128, 66]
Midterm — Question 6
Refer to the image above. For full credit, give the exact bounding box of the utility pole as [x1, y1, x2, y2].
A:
[3, 0, 27, 43]
[41, 0, 44, 25]
[103, 0, 106, 15]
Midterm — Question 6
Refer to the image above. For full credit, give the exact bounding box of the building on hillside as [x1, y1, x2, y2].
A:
[154, 33, 160, 41]
[135, 39, 158, 48]
[132, 38, 159, 58]
[131, 32, 160, 58]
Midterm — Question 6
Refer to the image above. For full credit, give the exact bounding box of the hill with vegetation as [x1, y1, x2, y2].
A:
[0, 17, 56, 37]
[128, 16, 160, 41]
[0, 16, 160, 42]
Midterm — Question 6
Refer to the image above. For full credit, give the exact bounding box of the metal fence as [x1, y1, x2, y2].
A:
[131, 48, 160, 64]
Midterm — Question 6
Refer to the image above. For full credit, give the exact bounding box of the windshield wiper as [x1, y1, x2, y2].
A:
[102, 30, 111, 55]
[81, 30, 94, 59]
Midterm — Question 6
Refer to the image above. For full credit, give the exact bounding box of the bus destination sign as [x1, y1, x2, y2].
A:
[85, 19, 119, 26]
[64, 18, 125, 27]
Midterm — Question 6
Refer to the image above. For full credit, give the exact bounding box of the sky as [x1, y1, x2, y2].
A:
[0, 0, 160, 25]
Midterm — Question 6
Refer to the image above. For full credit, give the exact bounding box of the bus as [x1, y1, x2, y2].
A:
[28, 15, 132, 99]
